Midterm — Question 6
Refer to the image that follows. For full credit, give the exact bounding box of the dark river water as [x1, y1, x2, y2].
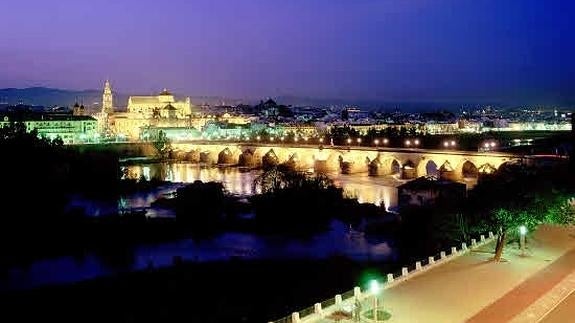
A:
[1, 163, 402, 291]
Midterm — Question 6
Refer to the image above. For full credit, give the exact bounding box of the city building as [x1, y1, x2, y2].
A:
[127, 89, 192, 119]
[0, 112, 98, 144]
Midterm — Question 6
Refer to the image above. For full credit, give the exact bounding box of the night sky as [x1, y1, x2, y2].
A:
[1, 0, 574, 105]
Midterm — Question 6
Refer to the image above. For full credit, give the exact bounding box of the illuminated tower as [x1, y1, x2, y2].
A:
[102, 80, 113, 114]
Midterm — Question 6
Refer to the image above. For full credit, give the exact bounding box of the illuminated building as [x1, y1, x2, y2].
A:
[0, 113, 98, 144]
[127, 89, 191, 119]
[102, 80, 114, 114]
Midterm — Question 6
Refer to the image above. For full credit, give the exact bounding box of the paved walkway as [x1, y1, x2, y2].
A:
[467, 248, 575, 323]
[539, 291, 575, 323]
[308, 225, 575, 323]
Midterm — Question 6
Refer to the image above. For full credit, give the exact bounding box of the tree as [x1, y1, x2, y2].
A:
[153, 130, 172, 160]
[470, 162, 575, 261]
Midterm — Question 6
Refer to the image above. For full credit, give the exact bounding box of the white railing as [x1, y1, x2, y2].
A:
[270, 231, 497, 323]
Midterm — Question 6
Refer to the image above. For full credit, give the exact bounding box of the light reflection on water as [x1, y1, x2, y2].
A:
[4, 163, 400, 291]
[121, 162, 401, 210]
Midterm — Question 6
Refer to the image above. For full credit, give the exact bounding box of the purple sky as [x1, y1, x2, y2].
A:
[1, 0, 574, 105]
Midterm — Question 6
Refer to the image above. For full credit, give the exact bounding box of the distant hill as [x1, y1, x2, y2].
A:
[0, 87, 245, 113]
[0, 87, 116, 115]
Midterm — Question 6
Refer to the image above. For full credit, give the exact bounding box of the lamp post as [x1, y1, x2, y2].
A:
[519, 225, 527, 256]
[369, 279, 380, 321]
[374, 139, 380, 148]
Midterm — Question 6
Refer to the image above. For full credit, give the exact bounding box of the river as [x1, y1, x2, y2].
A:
[1, 162, 402, 291]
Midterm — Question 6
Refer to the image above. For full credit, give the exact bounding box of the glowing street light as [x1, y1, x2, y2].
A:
[383, 138, 389, 145]
[374, 139, 380, 147]
[369, 279, 381, 321]
[450, 140, 456, 146]
[347, 138, 352, 145]
[357, 138, 362, 145]
[519, 225, 527, 256]
[414, 139, 420, 146]
[443, 141, 450, 148]
[280, 136, 285, 142]
[405, 139, 411, 147]
[256, 135, 261, 141]
[270, 137, 275, 142]
[319, 137, 324, 143]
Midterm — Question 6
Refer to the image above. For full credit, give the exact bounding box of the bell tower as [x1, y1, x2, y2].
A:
[102, 80, 113, 114]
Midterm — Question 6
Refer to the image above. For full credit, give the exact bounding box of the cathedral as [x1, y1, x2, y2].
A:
[100, 81, 195, 140]
[127, 89, 191, 119]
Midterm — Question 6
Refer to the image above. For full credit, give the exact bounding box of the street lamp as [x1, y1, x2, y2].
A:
[369, 279, 381, 321]
[256, 135, 261, 141]
[414, 139, 420, 146]
[347, 138, 352, 145]
[357, 138, 362, 145]
[519, 225, 527, 256]
[383, 138, 389, 145]
[405, 139, 411, 147]
[374, 139, 380, 148]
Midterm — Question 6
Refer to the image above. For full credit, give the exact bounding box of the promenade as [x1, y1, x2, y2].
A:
[305, 225, 575, 323]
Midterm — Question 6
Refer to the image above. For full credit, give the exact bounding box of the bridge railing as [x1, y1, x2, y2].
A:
[269, 231, 497, 323]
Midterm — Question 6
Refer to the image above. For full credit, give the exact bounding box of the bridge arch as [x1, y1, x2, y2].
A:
[217, 147, 236, 165]
[370, 156, 402, 176]
[262, 149, 280, 169]
[185, 149, 200, 163]
[438, 160, 456, 180]
[459, 160, 479, 179]
[199, 150, 216, 165]
[478, 163, 497, 175]
[402, 160, 417, 179]
[417, 158, 440, 178]
[238, 149, 257, 167]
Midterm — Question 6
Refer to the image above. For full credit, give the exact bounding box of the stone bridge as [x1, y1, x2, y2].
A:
[171, 141, 524, 182]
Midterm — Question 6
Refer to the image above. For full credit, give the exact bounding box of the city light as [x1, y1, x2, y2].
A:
[347, 138, 352, 144]
[383, 138, 389, 144]
[414, 139, 420, 146]
[270, 137, 274, 141]
[357, 138, 362, 144]
[405, 140, 411, 146]
[256, 135, 261, 141]
[369, 279, 381, 322]
[319, 137, 324, 143]
[374, 139, 380, 146]
[519, 225, 527, 256]
[444, 140, 457, 148]
[369, 279, 380, 294]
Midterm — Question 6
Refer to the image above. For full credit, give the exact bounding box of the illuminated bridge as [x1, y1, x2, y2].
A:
[171, 141, 525, 182]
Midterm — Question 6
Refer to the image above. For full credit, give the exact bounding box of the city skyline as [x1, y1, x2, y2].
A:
[1, 0, 574, 106]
